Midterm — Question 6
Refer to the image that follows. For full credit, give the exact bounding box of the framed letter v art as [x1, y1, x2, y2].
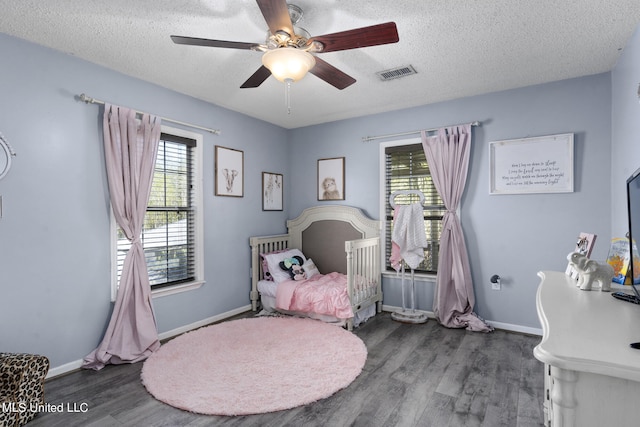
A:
[215, 145, 244, 197]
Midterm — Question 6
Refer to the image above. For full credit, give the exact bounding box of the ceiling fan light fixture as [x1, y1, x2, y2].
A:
[287, 4, 303, 25]
[262, 48, 316, 83]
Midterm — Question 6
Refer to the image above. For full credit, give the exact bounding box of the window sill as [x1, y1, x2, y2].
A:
[382, 271, 437, 282]
[151, 280, 205, 299]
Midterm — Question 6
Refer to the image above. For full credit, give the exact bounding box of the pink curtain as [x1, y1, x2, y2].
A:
[83, 104, 162, 370]
[421, 124, 493, 332]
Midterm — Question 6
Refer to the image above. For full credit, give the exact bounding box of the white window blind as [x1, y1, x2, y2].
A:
[116, 132, 196, 288]
[385, 143, 445, 273]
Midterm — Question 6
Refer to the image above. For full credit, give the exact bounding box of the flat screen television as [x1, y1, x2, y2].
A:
[612, 167, 640, 304]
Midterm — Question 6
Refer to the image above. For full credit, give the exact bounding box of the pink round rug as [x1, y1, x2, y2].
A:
[140, 316, 367, 416]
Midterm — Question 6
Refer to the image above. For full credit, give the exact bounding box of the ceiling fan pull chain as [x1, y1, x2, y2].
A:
[285, 78, 292, 115]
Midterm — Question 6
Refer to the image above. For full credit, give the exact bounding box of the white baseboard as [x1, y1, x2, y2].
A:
[485, 320, 542, 336]
[46, 305, 253, 379]
[47, 360, 84, 379]
[382, 305, 542, 336]
[157, 305, 251, 340]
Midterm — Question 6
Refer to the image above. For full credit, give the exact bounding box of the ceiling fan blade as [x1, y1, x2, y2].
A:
[309, 57, 356, 90]
[171, 35, 259, 50]
[309, 22, 399, 53]
[240, 65, 272, 88]
[256, 0, 294, 36]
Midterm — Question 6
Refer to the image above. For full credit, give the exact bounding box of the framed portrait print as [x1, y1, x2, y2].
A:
[317, 157, 345, 201]
[262, 172, 283, 211]
[215, 145, 244, 197]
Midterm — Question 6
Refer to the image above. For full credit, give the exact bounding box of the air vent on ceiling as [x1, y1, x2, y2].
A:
[376, 65, 417, 81]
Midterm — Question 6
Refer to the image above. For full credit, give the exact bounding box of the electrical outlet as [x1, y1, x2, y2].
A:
[490, 274, 501, 290]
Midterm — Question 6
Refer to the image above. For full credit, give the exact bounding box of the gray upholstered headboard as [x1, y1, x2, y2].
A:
[301, 220, 362, 274]
[287, 205, 380, 275]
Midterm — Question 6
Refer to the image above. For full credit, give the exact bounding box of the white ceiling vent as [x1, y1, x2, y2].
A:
[376, 65, 417, 81]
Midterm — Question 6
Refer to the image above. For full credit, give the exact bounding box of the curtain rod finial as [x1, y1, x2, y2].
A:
[78, 93, 93, 104]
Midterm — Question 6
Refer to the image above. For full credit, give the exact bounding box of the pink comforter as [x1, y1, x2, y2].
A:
[275, 272, 354, 319]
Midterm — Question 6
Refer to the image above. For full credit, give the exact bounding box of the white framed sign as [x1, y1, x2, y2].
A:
[489, 133, 574, 195]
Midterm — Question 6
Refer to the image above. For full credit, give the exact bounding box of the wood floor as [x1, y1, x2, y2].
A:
[28, 312, 544, 427]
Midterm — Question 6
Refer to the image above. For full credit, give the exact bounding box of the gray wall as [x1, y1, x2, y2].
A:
[1, 22, 638, 371]
[612, 25, 640, 237]
[289, 73, 613, 331]
[0, 34, 290, 370]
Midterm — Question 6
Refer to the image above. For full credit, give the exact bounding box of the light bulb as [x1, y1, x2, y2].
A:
[262, 48, 316, 83]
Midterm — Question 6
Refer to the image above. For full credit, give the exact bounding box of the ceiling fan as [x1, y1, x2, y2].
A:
[170, 0, 399, 90]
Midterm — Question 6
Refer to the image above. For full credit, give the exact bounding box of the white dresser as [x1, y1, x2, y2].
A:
[534, 270, 640, 427]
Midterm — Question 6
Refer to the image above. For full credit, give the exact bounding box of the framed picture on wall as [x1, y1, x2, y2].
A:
[317, 157, 345, 201]
[215, 145, 244, 197]
[262, 172, 283, 211]
[489, 133, 574, 195]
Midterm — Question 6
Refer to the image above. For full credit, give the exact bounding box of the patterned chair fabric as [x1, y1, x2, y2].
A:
[0, 353, 50, 427]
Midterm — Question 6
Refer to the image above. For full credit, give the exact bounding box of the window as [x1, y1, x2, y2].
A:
[381, 139, 445, 274]
[111, 126, 204, 299]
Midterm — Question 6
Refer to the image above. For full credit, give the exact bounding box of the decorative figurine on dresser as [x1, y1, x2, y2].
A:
[566, 252, 615, 291]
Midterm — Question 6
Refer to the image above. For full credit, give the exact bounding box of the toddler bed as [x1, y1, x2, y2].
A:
[250, 205, 382, 330]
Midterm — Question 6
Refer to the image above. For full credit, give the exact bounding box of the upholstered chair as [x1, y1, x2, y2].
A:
[0, 353, 49, 427]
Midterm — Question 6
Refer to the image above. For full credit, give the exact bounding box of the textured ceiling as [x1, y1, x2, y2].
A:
[1, 0, 639, 129]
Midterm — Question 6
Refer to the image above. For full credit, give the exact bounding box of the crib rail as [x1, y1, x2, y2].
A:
[249, 234, 290, 310]
[249, 233, 382, 329]
[345, 236, 382, 318]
